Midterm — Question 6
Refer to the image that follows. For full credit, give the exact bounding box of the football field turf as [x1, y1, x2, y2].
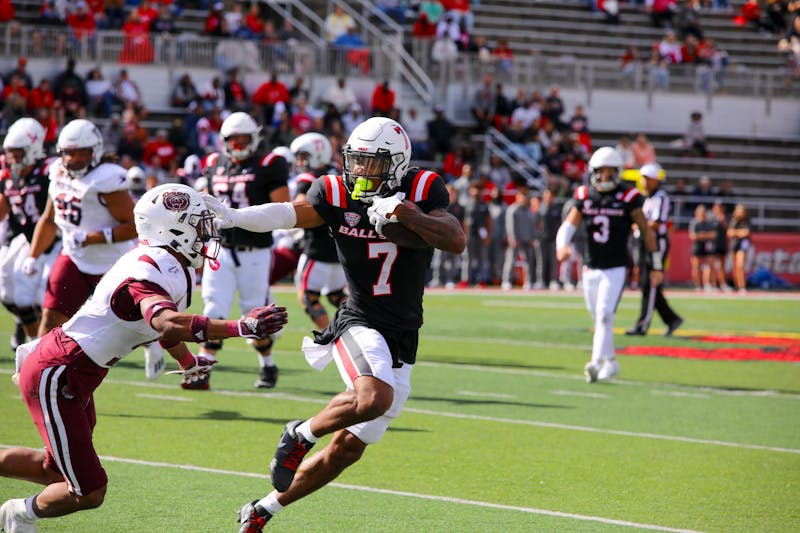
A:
[1, 286, 799, 532]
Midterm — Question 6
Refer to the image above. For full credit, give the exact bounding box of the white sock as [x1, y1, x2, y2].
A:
[258, 354, 275, 368]
[257, 491, 284, 515]
[25, 495, 39, 519]
[295, 419, 318, 443]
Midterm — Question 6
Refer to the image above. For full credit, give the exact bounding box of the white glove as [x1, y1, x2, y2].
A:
[166, 353, 217, 384]
[201, 193, 238, 229]
[70, 229, 88, 249]
[22, 257, 39, 277]
[367, 192, 406, 235]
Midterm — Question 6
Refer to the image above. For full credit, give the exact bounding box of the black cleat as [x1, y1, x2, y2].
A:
[269, 420, 314, 492]
[255, 365, 278, 389]
[237, 500, 272, 533]
[625, 327, 647, 336]
[180, 372, 210, 390]
[665, 317, 684, 337]
[10, 323, 25, 351]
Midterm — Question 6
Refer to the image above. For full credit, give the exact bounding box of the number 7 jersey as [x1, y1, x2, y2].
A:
[307, 170, 448, 332]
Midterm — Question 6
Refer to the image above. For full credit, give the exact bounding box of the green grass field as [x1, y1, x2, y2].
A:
[1, 286, 799, 532]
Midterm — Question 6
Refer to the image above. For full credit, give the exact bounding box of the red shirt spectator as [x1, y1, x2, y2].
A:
[245, 4, 265, 34]
[370, 81, 395, 115]
[39, 111, 58, 145]
[0, 0, 15, 22]
[120, 11, 154, 63]
[27, 80, 55, 112]
[66, 4, 97, 39]
[492, 39, 514, 63]
[412, 13, 437, 39]
[442, 0, 470, 12]
[502, 180, 518, 206]
[252, 76, 290, 107]
[2, 78, 29, 105]
[142, 130, 176, 170]
[135, 0, 159, 26]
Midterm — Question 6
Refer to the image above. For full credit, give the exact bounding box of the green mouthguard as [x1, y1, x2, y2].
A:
[351, 177, 376, 200]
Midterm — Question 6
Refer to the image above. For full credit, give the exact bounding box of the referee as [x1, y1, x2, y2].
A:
[626, 163, 684, 337]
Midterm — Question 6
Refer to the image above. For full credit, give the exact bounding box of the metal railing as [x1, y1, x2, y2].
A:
[482, 127, 547, 190]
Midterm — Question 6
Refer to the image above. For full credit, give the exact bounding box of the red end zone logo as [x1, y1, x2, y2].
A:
[162, 191, 190, 211]
[344, 212, 361, 227]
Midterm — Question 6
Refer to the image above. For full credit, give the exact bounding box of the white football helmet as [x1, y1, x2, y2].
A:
[220, 112, 261, 161]
[290, 132, 332, 172]
[183, 154, 201, 176]
[343, 117, 411, 203]
[57, 119, 104, 179]
[134, 184, 220, 269]
[126, 166, 146, 190]
[640, 162, 665, 181]
[3, 117, 46, 175]
[588, 146, 623, 193]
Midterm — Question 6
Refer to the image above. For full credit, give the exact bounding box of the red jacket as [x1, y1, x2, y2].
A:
[370, 86, 395, 114]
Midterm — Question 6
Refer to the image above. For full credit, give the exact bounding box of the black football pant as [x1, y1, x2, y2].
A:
[633, 239, 681, 332]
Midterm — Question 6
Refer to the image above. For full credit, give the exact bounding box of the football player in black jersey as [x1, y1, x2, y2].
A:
[203, 117, 465, 531]
[0, 118, 59, 345]
[556, 147, 664, 383]
[195, 112, 290, 390]
[289, 132, 347, 330]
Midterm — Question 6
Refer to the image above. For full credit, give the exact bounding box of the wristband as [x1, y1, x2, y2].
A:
[189, 314, 210, 342]
[159, 338, 180, 350]
[225, 320, 240, 337]
[103, 227, 114, 244]
[650, 251, 664, 271]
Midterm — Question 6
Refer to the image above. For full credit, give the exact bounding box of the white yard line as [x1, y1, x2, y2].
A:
[551, 389, 611, 399]
[456, 390, 515, 399]
[135, 393, 194, 402]
[0, 444, 703, 532]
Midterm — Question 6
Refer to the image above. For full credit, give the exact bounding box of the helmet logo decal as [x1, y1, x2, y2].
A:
[344, 212, 361, 227]
[162, 191, 190, 211]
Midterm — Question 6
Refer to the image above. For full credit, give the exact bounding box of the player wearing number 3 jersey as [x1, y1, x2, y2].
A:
[202, 117, 465, 531]
[556, 147, 663, 384]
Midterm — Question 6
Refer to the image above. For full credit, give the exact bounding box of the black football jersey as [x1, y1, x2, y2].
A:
[204, 151, 289, 248]
[573, 184, 643, 269]
[307, 170, 448, 336]
[0, 156, 53, 245]
[295, 169, 340, 263]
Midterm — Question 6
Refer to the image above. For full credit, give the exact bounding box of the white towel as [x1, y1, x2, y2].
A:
[12, 337, 41, 386]
[301, 336, 334, 371]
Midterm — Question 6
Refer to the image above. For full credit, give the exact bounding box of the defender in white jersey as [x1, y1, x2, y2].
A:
[0, 184, 287, 533]
[24, 119, 139, 338]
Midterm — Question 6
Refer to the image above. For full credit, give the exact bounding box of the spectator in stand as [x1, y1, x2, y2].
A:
[710, 201, 731, 291]
[117, 122, 144, 162]
[647, 0, 676, 28]
[683, 110, 710, 157]
[631, 133, 656, 167]
[493, 82, 513, 130]
[690, 175, 716, 211]
[101, 112, 124, 152]
[171, 73, 199, 108]
[224, 2, 246, 38]
[341, 102, 363, 135]
[681, 34, 700, 64]
[104, 0, 125, 29]
[142, 128, 177, 173]
[151, 4, 177, 40]
[487, 153, 511, 190]
[717, 179, 736, 214]
[470, 74, 496, 132]
[492, 37, 514, 77]
[442, 0, 474, 31]
[289, 99, 314, 135]
[620, 45, 642, 82]
[412, 12, 437, 39]
[375, 0, 406, 23]
[65, 1, 97, 54]
[324, 5, 354, 42]
[689, 204, 716, 290]
[114, 69, 142, 112]
[321, 77, 357, 115]
[544, 85, 565, 129]
[133, 0, 158, 26]
[278, 17, 302, 43]
[420, 0, 445, 23]
[27, 78, 55, 115]
[205, 1, 227, 36]
[370, 80, 395, 117]
[242, 3, 265, 39]
[37, 107, 59, 152]
[85, 68, 116, 117]
[502, 187, 538, 290]
[253, 72, 289, 126]
[334, 25, 371, 75]
[697, 37, 729, 92]
[674, 0, 704, 40]
[427, 105, 456, 161]
[510, 96, 540, 131]
[0, 0, 14, 24]
[658, 30, 683, 64]
[404, 106, 429, 159]
[119, 9, 154, 64]
[435, 13, 461, 43]
[224, 68, 250, 112]
[2, 74, 29, 127]
[727, 204, 751, 293]
[4, 57, 33, 91]
[616, 134, 635, 168]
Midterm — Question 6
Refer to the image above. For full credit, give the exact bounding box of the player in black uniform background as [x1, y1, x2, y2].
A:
[194, 111, 290, 390]
[290, 132, 348, 330]
[556, 147, 663, 383]
[0, 118, 60, 346]
[202, 117, 466, 531]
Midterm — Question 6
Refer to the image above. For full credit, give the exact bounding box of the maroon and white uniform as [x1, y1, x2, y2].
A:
[17, 246, 195, 496]
[44, 161, 134, 316]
